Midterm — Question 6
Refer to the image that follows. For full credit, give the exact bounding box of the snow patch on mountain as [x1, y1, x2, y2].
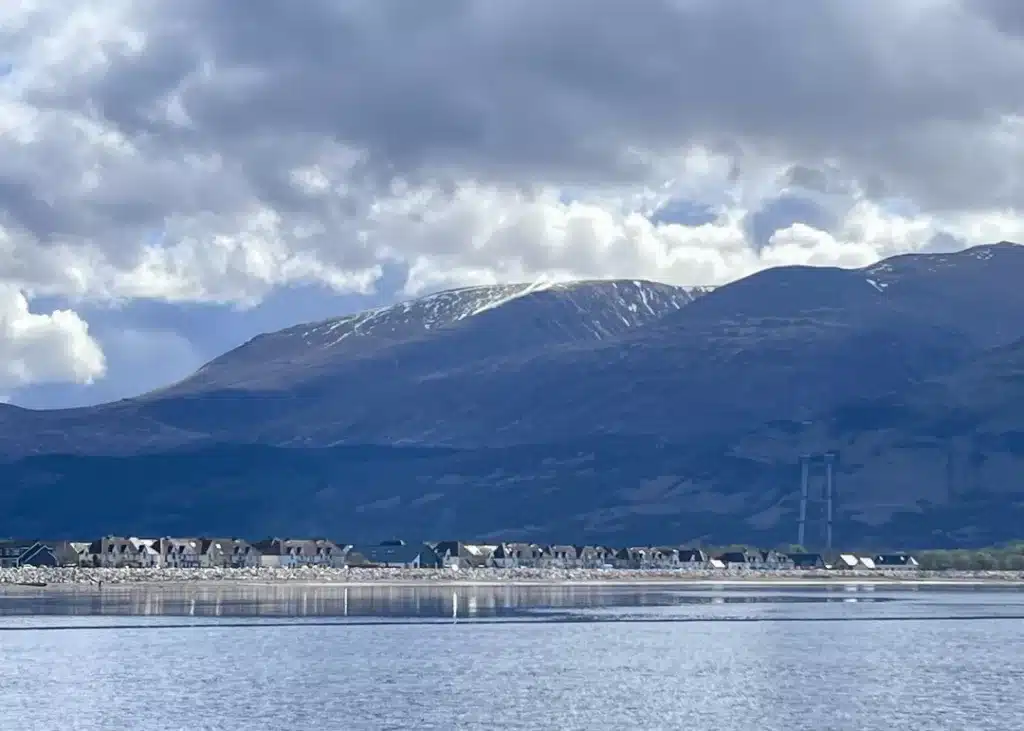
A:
[863, 241, 1022, 286]
[278, 279, 712, 350]
[162, 279, 713, 395]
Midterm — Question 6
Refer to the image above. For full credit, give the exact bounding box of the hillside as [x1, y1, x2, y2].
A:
[2, 243, 1024, 546]
[205, 242, 1024, 448]
[158, 279, 707, 394]
[5, 343, 1024, 546]
[0, 279, 707, 457]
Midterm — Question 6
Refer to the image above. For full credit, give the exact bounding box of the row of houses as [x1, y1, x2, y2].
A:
[0, 537, 443, 569]
[446, 545, 919, 571]
[1, 538, 919, 571]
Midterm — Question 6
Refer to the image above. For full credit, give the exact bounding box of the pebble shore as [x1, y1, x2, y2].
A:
[2, 566, 1023, 587]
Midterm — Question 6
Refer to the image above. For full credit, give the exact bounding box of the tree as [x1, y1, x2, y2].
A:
[918, 550, 953, 570]
[951, 552, 974, 570]
[1002, 553, 1024, 571]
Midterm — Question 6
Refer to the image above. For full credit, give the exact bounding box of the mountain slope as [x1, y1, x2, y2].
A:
[2, 243, 1024, 545]
[8, 334, 1024, 547]
[235, 242, 1024, 448]
[0, 279, 707, 458]
[5, 333, 1024, 547]
[4, 244, 1024, 456]
[728, 335, 1024, 544]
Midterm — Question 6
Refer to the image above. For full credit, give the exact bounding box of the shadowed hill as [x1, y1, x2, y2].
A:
[2, 244, 1024, 545]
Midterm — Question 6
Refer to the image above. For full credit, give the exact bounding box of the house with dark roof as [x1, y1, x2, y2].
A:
[251, 538, 338, 567]
[346, 541, 440, 568]
[577, 546, 614, 568]
[874, 554, 920, 569]
[160, 537, 201, 568]
[539, 545, 580, 568]
[492, 543, 544, 568]
[649, 547, 681, 568]
[788, 553, 826, 569]
[432, 541, 494, 569]
[88, 536, 145, 568]
[315, 539, 348, 567]
[717, 552, 749, 567]
[612, 547, 650, 569]
[0, 540, 59, 568]
[678, 549, 708, 567]
[759, 550, 792, 569]
[199, 538, 260, 568]
[50, 541, 92, 567]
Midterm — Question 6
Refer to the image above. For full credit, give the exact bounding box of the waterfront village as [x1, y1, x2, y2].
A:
[0, 536, 920, 572]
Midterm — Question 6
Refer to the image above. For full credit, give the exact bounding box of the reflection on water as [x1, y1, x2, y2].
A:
[2, 589, 1023, 731]
[0, 583, 904, 619]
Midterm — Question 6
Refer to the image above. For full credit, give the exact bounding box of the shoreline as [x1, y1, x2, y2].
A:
[3, 566, 1024, 591]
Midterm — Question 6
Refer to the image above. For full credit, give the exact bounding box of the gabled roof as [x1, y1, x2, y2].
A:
[17, 543, 57, 565]
[678, 549, 706, 562]
[251, 538, 282, 554]
[351, 543, 437, 565]
[129, 538, 159, 555]
[789, 553, 824, 566]
[875, 554, 919, 566]
[0, 539, 38, 552]
[549, 544, 576, 553]
[163, 538, 200, 552]
[718, 552, 747, 563]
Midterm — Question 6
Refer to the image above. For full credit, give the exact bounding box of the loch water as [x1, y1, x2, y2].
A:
[1, 584, 1022, 730]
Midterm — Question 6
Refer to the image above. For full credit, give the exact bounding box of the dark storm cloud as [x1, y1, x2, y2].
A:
[46, 0, 1019, 211]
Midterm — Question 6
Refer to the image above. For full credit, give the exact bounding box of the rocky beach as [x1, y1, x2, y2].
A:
[2, 566, 1024, 588]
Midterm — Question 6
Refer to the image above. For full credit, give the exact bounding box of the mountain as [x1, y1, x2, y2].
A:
[728, 334, 1024, 546]
[4, 338, 1023, 547]
[0, 279, 708, 457]
[2, 242, 1024, 547]
[160, 241, 1024, 449]
[156, 279, 708, 394]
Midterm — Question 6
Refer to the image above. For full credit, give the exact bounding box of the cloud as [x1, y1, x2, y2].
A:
[12, 325, 197, 408]
[3, 0, 1024, 388]
[0, 285, 105, 393]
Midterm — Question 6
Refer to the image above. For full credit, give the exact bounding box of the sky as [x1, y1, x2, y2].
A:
[3, 0, 1024, 409]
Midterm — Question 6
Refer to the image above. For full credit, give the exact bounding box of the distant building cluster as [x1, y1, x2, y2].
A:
[0, 537, 920, 572]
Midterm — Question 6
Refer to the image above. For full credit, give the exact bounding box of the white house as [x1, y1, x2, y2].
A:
[540, 545, 580, 568]
[433, 542, 494, 569]
[199, 538, 261, 568]
[51, 541, 92, 567]
[677, 549, 708, 569]
[129, 538, 161, 567]
[492, 543, 543, 568]
[89, 536, 142, 568]
[253, 538, 344, 568]
[834, 554, 860, 569]
[649, 548, 680, 568]
[160, 538, 201, 568]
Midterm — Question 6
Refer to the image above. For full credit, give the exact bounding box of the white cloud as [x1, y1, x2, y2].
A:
[3, 0, 1024, 386]
[0, 285, 105, 391]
